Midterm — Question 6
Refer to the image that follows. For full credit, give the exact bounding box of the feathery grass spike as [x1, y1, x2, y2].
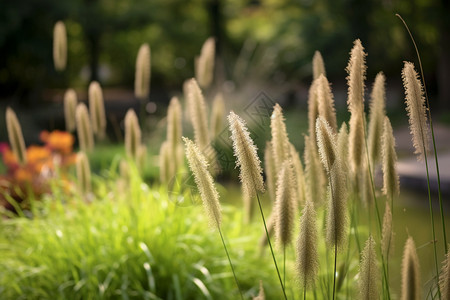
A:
[53, 21, 67, 71]
[402, 61, 430, 161]
[195, 37, 215, 89]
[307, 81, 320, 151]
[317, 74, 337, 132]
[186, 78, 210, 150]
[296, 199, 319, 289]
[210, 93, 225, 139]
[64, 89, 78, 132]
[253, 280, 265, 300]
[337, 123, 349, 177]
[271, 104, 290, 169]
[160, 141, 172, 184]
[274, 161, 296, 247]
[316, 116, 337, 173]
[382, 117, 399, 199]
[312, 51, 326, 80]
[6, 107, 27, 165]
[88, 81, 106, 139]
[183, 137, 221, 228]
[304, 135, 325, 205]
[440, 248, 450, 300]
[124, 109, 141, 161]
[381, 201, 393, 259]
[368, 72, 386, 165]
[228, 111, 265, 200]
[264, 141, 276, 202]
[75, 103, 94, 152]
[167, 96, 182, 149]
[76, 152, 91, 194]
[401, 237, 421, 300]
[359, 235, 379, 300]
[289, 143, 306, 204]
[346, 39, 367, 172]
[134, 43, 151, 100]
[326, 162, 348, 249]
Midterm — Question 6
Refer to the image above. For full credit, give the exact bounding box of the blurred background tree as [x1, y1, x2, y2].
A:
[0, 0, 448, 109]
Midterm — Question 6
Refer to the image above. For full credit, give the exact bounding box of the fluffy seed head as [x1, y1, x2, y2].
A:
[195, 37, 215, 89]
[88, 81, 106, 139]
[53, 21, 67, 71]
[271, 104, 290, 169]
[439, 248, 450, 300]
[348, 109, 365, 173]
[134, 43, 151, 100]
[381, 201, 394, 259]
[6, 107, 27, 165]
[75, 103, 94, 152]
[290, 143, 306, 205]
[401, 237, 421, 300]
[296, 199, 319, 288]
[304, 135, 325, 205]
[228, 111, 265, 200]
[382, 117, 400, 199]
[402, 61, 430, 161]
[64, 89, 78, 132]
[159, 141, 172, 184]
[368, 72, 386, 165]
[325, 162, 349, 249]
[124, 109, 141, 161]
[264, 141, 276, 202]
[317, 75, 337, 132]
[253, 280, 265, 300]
[337, 123, 349, 176]
[210, 93, 225, 139]
[346, 39, 366, 114]
[186, 78, 210, 150]
[308, 80, 320, 151]
[183, 137, 222, 228]
[167, 96, 182, 149]
[316, 117, 337, 174]
[76, 152, 91, 194]
[274, 161, 296, 247]
[312, 51, 326, 80]
[359, 235, 379, 300]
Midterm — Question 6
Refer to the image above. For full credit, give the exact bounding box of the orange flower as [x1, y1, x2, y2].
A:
[2, 148, 19, 168]
[41, 130, 74, 154]
[14, 168, 33, 183]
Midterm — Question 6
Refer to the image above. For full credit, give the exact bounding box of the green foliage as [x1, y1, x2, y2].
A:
[0, 168, 280, 299]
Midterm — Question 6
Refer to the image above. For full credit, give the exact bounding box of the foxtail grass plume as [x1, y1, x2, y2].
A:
[312, 51, 326, 80]
[64, 89, 78, 132]
[75, 103, 94, 152]
[210, 93, 225, 139]
[271, 104, 290, 169]
[362, 161, 374, 205]
[88, 81, 107, 139]
[228, 112, 265, 218]
[183, 137, 222, 228]
[402, 61, 430, 161]
[253, 280, 265, 300]
[367, 72, 386, 165]
[316, 117, 337, 174]
[6, 107, 27, 164]
[382, 117, 400, 199]
[134, 43, 151, 100]
[296, 199, 319, 289]
[325, 162, 349, 249]
[274, 161, 296, 247]
[124, 109, 142, 161]
[195, 37, 215, 89]
[337, 123, 349, 177]
[186, 78, 210, 150]
[359, 235, 379, 300]
[76, 152, 91, 194]
[307, 80, 320, 151]
[258, 211, 276, 251]
[264, 141, 276, 202]
[137, 145, 147, 173]
[167, 97, 182, 149]
[304, 135, 325, 205]
[289, 143, 306, 205]
[439, 248, 450, 300]
[381, 201, 393, 259]
[401, 237, 421, 300]
[346, 39, 367, 172]
[316, 75, 337, 132]
[53, 21, 67, 71]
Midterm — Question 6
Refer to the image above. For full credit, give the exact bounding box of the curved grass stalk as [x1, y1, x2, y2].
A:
[396, 13, 447, 255]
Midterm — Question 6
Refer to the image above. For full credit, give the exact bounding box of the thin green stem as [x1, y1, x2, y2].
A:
[255, 192, 288, 300]
[303, 282, 307, 300]
[332, 242, 337, 300]
[396, 13, 447, 254]
[283, 245, 286, 287]
[217, 225, 244, 300]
